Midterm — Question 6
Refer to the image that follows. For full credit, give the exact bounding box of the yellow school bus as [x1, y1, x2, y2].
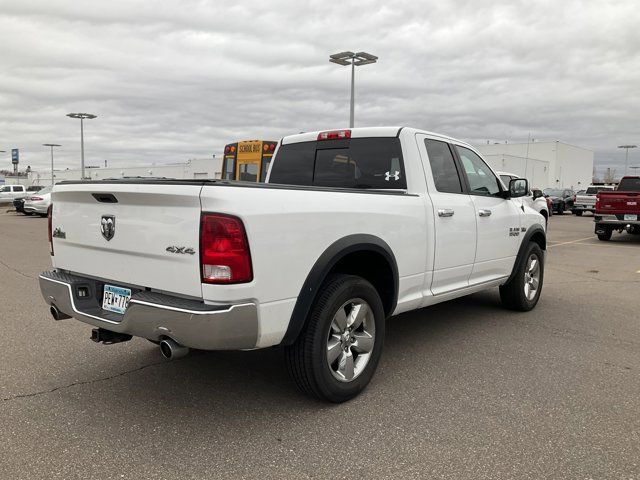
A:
[222, 140, 277, 182]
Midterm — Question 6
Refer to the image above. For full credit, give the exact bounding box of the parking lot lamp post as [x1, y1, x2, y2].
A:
[329, 51, 378, 128]
[67, 113, 97, 180]
[618, 145, 637, 176]
[43, 144, 61, 186]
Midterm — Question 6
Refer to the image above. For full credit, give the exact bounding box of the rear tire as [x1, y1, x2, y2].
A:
[597, 230, 612, 241]
[500, 243, 544, 312]
[574, 210, 583, 216]
[285, 274, 385, 403]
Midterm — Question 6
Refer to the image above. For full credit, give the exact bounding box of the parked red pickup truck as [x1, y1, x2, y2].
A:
[594, 176, 640, 241]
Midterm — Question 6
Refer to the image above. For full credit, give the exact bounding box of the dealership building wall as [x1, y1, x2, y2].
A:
[475, 141, 594, 190]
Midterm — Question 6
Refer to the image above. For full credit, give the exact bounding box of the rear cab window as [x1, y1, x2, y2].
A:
[617, 178, 640, 191]
[269, 137, 406, 190]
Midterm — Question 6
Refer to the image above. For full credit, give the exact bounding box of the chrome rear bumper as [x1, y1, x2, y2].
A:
[594, 214, 640, 226]
[39, 270, 259, 350]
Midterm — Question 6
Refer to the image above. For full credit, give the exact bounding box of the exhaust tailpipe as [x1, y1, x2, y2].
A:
[159, 338, 189, 360]
[50, 304, 71, 320]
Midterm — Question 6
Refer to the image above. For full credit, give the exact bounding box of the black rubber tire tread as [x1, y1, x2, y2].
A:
[574, 210, 583, 216]
[597, 231, 612, 241]
[285, 273, 385, 403]
[499, 242, 544, 312]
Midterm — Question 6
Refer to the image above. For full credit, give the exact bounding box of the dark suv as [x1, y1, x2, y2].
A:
[543, 188, 575, 214]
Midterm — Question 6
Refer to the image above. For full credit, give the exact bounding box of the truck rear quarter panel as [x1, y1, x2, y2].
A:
[199, 185, 428, 347]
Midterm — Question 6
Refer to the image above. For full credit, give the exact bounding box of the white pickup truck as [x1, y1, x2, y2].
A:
[0, 184, 27, 203]
[40, 127, 546, 402]
[572, 185, 614, 215]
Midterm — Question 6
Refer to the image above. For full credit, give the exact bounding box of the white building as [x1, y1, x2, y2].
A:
[475, 141, 594, 190]
[23, 157, 222, 187]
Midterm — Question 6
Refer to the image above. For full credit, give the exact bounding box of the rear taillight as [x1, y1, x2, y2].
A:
[30, 196, 43, 201]
[47, 205, 53, 256]
[317, 130, 351, 140]
[200, 213, 252, 284]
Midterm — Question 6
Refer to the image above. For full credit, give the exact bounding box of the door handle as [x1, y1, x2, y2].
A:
[478, 209, 492, 217]
[438, 208, 455, 217]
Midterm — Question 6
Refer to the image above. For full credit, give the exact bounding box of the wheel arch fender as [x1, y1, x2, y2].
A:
[504, 225, 546, 286]
[280, 234, 399, 346]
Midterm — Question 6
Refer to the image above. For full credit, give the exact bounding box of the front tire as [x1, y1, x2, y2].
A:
[500, 243, 544, 311]
[285, 274, 385, 403]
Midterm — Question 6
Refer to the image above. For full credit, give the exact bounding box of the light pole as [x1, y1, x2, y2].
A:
[617, 145, 637, 176]
[67, 113, 97, 179]
[43, 144, 61, 186]
[329, 51, 378, 128]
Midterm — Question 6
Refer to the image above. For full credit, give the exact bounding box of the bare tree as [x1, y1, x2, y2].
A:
[603, 167, 616, 184]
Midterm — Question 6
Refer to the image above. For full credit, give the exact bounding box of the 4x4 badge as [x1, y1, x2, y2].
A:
[101, 215, 116, 241]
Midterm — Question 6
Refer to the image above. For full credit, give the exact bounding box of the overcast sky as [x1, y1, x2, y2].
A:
[1, 0, 639, 177]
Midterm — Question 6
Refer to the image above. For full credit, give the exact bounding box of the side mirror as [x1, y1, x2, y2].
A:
[532, 189, 543, 200]
[509, 178, 528, 198]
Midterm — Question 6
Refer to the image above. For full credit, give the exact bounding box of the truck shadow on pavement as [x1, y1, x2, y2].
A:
[62, 288, 524, 417]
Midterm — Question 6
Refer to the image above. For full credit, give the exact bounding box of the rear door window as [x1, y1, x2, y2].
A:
[424, 139, 463, 193]
[270, 138, 406, 189]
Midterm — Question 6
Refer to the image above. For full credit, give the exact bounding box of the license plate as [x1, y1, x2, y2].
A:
[102, 284, 131, 314]
[624, 214, 637, 221]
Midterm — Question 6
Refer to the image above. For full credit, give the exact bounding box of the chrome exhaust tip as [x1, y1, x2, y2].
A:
[50, 304, 71, 320]
[159, 338, 189, 360]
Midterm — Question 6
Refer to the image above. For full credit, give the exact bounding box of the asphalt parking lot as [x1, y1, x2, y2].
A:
[1, 210, 639, 479]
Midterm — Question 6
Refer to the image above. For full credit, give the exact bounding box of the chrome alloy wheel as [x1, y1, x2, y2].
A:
[326, 298, 376, 382]
[524, 254, 541, 301]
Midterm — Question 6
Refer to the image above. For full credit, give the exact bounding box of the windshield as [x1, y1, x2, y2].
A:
[586, 186, 611, 194]
[544, 189, 563, 196]
[36, 186, 52, 194]
[0, 186, 10, 193]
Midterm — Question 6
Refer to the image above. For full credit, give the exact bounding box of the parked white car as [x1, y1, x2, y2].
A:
[0, 184, 27, 203]
[40, 127, 547, 402]
[23, 186, 52, 216]
[497, 172, 549, 226]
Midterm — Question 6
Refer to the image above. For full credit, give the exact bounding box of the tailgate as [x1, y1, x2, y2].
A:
[596, 192, 640, 214]
[51, 183, 203, 298]
[576, 195, 595, 206]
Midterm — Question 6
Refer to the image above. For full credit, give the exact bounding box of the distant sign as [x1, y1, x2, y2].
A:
[11, 149, 19, 164]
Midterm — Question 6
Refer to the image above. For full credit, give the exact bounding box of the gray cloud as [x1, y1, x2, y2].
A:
[1, 0, 639, 179]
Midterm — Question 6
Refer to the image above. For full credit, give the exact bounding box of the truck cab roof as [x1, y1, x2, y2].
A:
[281, 127, 473, 149]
